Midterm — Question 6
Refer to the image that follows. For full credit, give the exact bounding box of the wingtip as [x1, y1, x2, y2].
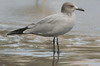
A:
[7, 32, 15, 35]
[7, 27, 28, 35]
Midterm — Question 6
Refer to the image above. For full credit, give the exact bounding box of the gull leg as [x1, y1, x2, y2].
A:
[53, 37, 56, 53]
[56, 37, 60, 54]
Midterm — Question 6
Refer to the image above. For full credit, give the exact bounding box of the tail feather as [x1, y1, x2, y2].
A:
[7, 27, 28, 35]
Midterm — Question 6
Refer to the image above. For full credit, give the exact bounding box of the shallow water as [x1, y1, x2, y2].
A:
[1, 34, 100, 66]
[0, 0, 100, 66]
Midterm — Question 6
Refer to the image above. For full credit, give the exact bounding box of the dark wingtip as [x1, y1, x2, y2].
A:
[7, 30, 19, 35]
[7, 27, 28, 35]
[7, 33, 10, 35]
[7, 31, 15, 35]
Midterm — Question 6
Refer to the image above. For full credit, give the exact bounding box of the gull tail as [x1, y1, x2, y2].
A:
[7, 27, 28, 35]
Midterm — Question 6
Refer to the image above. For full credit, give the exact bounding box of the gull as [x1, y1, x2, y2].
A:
[7, 2, 84, 53]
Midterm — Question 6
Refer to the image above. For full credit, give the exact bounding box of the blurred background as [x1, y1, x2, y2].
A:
[0, 0, 100, 66]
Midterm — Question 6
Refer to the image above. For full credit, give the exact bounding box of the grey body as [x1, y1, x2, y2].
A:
[8, 2, 84, 37]
[24, 13, 75, 37]
[7, 2, 84, 52]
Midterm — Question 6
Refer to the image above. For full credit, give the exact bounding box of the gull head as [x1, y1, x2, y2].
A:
[61, 2, 84, 13]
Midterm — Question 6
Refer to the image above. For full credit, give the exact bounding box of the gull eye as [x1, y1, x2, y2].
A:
[69, 5, 74, 8]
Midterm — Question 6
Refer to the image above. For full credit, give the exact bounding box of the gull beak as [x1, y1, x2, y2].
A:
[75, 6, 84, 11]
[76, 8, 85, 11]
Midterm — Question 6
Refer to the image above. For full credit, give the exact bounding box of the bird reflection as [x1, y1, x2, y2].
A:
[52, 51, 60, 66]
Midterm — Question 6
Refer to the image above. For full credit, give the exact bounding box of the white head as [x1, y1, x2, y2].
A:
[61, 2, 84, 14]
